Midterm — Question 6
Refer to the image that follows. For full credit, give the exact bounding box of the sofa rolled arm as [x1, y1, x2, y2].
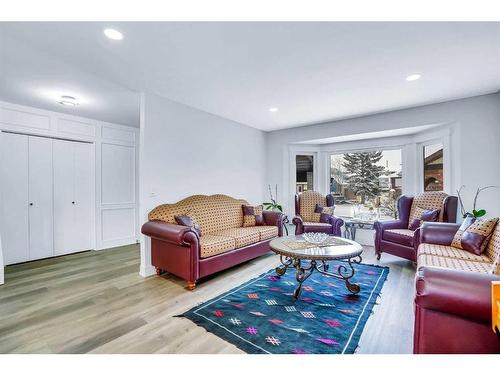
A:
[263, 211, 286, 236]
[415, 266, 500, 324]
[419, 222, 461, 246]
[141, 220, 199, 246]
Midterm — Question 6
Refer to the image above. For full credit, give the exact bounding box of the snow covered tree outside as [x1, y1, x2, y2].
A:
[342, 151, 386, 204]
[330, 150, 402, 218]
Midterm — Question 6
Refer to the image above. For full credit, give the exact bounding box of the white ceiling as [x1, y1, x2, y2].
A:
[1, 22, 500, 130]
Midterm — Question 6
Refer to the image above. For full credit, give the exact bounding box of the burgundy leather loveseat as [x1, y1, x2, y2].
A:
[292, 191, 344, 236]
[414, 221, 500, 353]
[374, 192, 457, 262]
[141, 194, 285, 290]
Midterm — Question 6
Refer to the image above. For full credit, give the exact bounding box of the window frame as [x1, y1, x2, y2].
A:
[416, 135, 450, 194]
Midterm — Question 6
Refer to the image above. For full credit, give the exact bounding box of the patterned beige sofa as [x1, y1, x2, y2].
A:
[418, 220, 500, 274]
[142, 194, 285, 289]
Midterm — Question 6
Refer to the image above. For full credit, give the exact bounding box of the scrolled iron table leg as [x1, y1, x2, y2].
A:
[315, 255, 362, 295]
[293, 259, 315, 300]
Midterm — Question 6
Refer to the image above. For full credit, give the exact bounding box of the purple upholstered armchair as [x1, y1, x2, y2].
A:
[374, 192, 458, 262]
[292, 191, 344, 236]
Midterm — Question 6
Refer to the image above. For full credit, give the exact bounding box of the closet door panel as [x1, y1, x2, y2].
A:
[0, 132, 29, 265]
[53, 139, 75, 256]
[72, 142, 92, 252]
[28, 136, 54, 260]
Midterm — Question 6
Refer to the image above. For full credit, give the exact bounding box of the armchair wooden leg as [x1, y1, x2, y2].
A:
[376, 252, 382, 260]
[155, 267, 163, 276]
[186, 281, 196, 290]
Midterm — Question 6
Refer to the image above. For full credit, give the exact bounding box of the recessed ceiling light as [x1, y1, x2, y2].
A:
[104, 28, 123, 41]
[58, 95, 79, 107]
[269, 107, 279, 112]
[406, 74, 421, 82]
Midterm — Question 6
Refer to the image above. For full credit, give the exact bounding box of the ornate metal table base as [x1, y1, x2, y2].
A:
[275, 255, 363, 300]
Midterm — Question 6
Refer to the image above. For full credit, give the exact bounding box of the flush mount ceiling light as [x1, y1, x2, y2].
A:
[405, 74, 421, 82]
[104, 28, 123, 41]
[269, 107, 279, 112]
[58, 95, 79, 107]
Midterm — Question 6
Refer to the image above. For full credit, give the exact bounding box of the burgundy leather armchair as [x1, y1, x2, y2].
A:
[292, 191, 343, 236]
[374, 192, 457, 262]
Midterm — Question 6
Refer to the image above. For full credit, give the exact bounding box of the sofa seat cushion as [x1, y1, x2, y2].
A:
[417, 253, 492, 274]
[418, 243, 492, 263]
[256, 225, 279, 241]
[212, 228, 260, 249]
[200, 234, 236, 258]
[303, 222, 331, 227]
[383, 229, 415, 247]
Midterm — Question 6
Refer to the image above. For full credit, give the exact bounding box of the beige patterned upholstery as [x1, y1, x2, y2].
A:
[385, 229, 415, 238]
[452, 217, 498, 251]
[213, 228, 260, 248]
[303, 222, 331, 227]
[486, 223, 500, 263]
[418, 243, 491, 263]
[148, 194, 248, 235]
[408, 191, 448, 228]
[298, 191, 327, 222]
[257, 226, 279, 241]
[417, 253, 492, 274]
[200, 234, 236, 258]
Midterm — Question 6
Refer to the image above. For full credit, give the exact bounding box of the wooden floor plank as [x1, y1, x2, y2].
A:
[0, 243, 415, 354]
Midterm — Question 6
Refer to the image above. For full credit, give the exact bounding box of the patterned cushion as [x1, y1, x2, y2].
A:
[213, 228, 261, 248]
[408, 208, 440, 230]
[310, 204, 335, 223]
[417, 253, 492, 274]
[485, 220, 500, 262]
[383, 229, 415, 247]
[303, 222, 332, 227]
[148, 194, 248, 235]
[408, 192, 448, 228]
[257, 226, 279, 241]
[451, 217, 498, 255]
[242, 205, 264, 227]
[299, 191, 327, 222]
[200, 234, 236, 258]
[451, 216, 476, 248]
[418, 243, 491, 263]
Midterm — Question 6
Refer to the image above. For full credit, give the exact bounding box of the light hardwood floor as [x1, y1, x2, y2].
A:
[0, 243, 416, 354]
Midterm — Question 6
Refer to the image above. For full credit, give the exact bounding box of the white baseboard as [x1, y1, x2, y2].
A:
[139, 264, 156, 278]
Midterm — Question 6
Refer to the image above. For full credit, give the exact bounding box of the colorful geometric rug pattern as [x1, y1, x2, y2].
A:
[182, 261, 389, 354]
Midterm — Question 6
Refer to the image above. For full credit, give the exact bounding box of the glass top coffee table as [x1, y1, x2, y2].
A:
[269, 235, 363, 299]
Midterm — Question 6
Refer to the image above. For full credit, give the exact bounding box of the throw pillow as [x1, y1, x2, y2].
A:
[450, 216, 476, 248]
[408, 208, 440, 231]
[311, 204, 335, 223]
[242, 205, 264, 227]
[174, 214, 202, 236]
[451, 217, 498, 255]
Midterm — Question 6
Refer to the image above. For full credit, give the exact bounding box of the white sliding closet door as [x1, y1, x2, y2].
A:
[53, 139, 92, 256]
[28, 136, 54, 260]
[0, 132, 29, 265]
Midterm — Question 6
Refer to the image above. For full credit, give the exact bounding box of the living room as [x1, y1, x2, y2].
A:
[1, 1, 500, 373]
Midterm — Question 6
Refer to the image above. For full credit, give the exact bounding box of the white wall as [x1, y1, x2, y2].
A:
[0, 100, 139, 258]
[267, 93, 500, 219]
[139, 93, 267, 276]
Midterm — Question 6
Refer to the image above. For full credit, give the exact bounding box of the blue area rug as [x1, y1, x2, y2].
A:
[182, 261, 389, 354]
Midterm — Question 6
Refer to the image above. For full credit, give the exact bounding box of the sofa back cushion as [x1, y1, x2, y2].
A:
[486, 221, 500, 268]
[299, 191, 327, 222]
[148, 194, 248, 235]
[408, 192, 448, 228]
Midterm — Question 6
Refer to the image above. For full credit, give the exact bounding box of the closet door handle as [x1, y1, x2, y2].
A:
[29, 202, 34, 206]
[72, 201, 75, 204]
